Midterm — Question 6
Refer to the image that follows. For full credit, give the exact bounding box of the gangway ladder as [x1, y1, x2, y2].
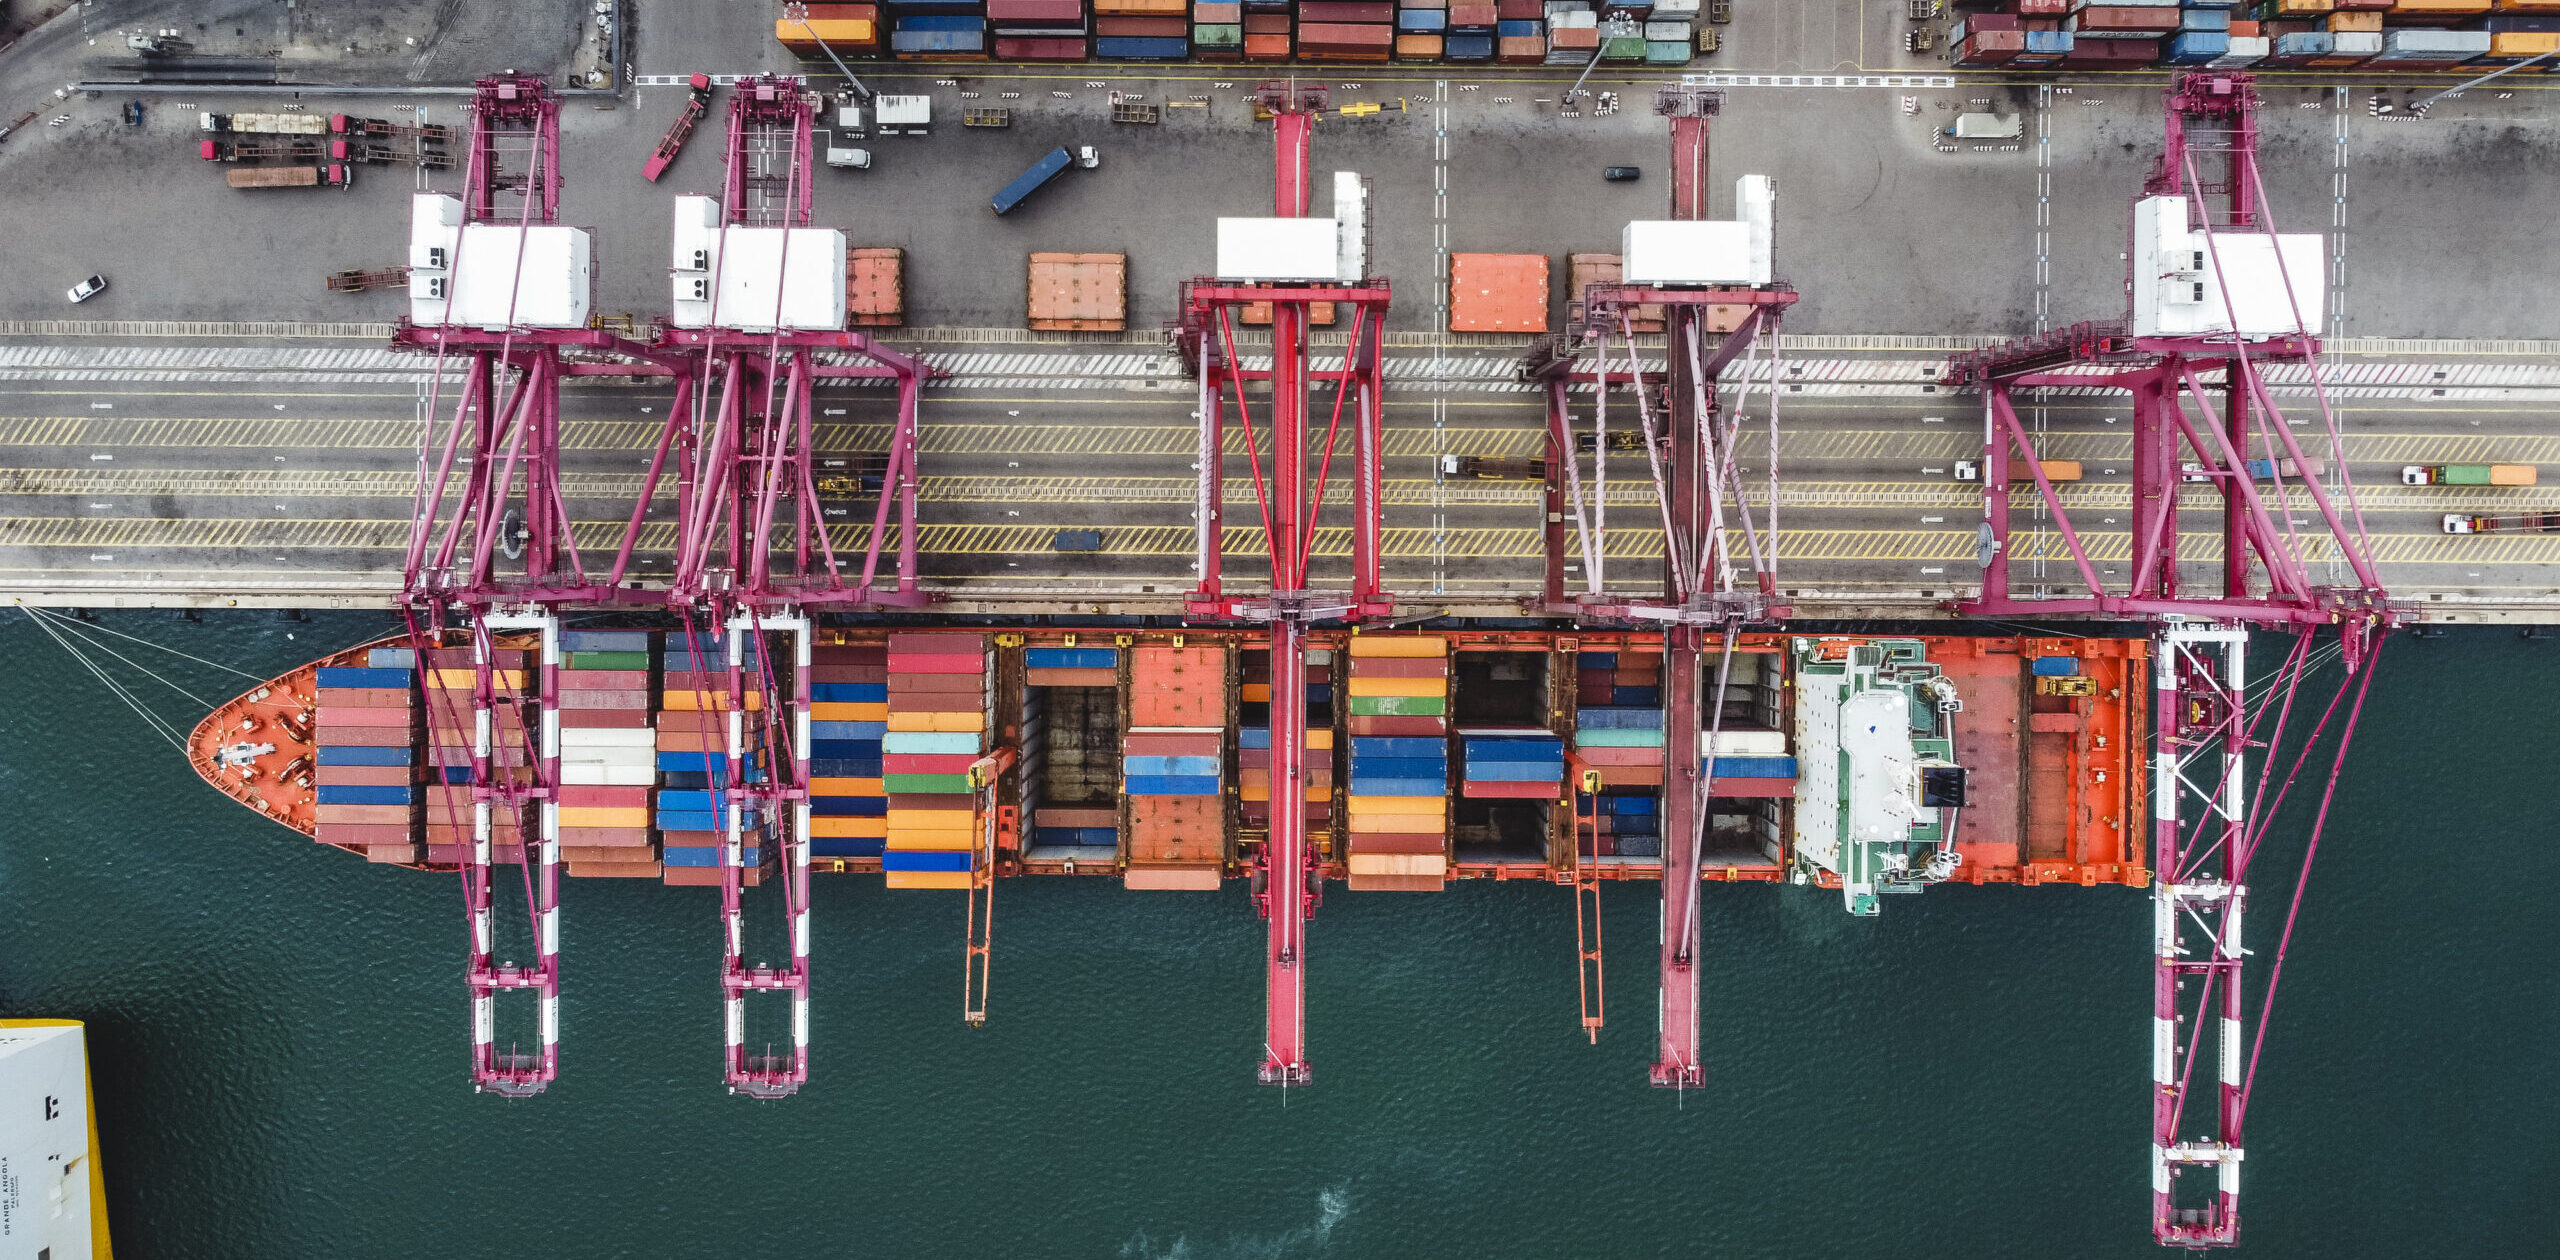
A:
[1567, 759, 1605, 1042]
[962, 746, 1020, 1025]
[713, 612, 813, 1099]
[458, 611, 562, 1097]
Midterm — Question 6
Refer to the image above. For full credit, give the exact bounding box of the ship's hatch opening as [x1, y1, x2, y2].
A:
[1022, 683, 1120, 862]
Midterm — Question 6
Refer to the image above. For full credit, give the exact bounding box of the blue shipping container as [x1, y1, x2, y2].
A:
[317, 785, 413, 806]
[1497, 19, 1539, 36]
[1349, 736, 1443, 759]
[1093, 35, 1189, 59]
[1577, 707, 1665, 730]
[992, 146, 1074, 214]
[318, 745, 412, 766]
[1707, 756, 1798, 779]
[1125, 755, 1220, 778]
[1464, 761, 1562, 783]
[813, 837, 888, 858]
[2030, 656, 2080, 676]
[883, 850, 975, 873]
[366, 648, 417, 669]
[1026, 647, 1118, 669]
[317, 667, 410, 690]
[1399, 9, 1446, 32]
[1126, 775, 1221, 797]
[1349, 778, 1447, 797]
[2165, 31, 2228, 63]
[808, 758, 883, 778]
[2179, 9, 2230, 32]
[2022, 30, 2072, 55]
[1347, 756, 1447, 779]
[559, 630, 650, 652]
[810, 683, 888, 703]
[1444, 33, 1494, 59]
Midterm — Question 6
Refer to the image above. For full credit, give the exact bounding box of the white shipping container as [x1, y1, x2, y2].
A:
[559, 727, 656, 747]
[873, 94, 932, 126]
[1708, 728, 1788, 755]
[1622, 220, 1754, 287]
[559, 763, 656, 786]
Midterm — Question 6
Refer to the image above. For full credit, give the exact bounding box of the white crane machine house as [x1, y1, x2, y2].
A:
[667, 195, 848, 332]
[406, 194, 592, 331]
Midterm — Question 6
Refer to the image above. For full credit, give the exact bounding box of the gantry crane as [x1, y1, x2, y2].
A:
[1939, 73, 2397, 1248]
[392, 74, 684, 1097]
[1173, 81, 1393, 1087]
[1518, 86, 1796, 1088]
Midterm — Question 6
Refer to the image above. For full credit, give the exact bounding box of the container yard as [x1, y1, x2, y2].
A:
[4, 0, 2555, 1250]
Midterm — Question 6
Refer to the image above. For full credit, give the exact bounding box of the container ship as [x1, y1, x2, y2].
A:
[192, 626, 2146, 892]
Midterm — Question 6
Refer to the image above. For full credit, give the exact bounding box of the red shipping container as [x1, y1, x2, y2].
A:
[1123, 730, 1224, 756]
[324, 725, 413, 747]
[886, 632, 985, 654]
[1027, 667, 1118, 687]
[1709, 777, 1795, 799]
[1574, 745, 1664, 765]
[1297, 22, 1394, 49]
[1299, 1, 1392, 20]
[1096, 15, 1186, 35]
[887, 673, 984, 695]
[1243, 14, 1291, 33]
[1462, 780, 1557, 799]
[987, 0, 1083, 19]
[556, 689, 650, 709]
[805, 664, 887, 682]
[568, 861, 666, 879]
[655, 710, 729, 732]
[1346, 832, 1445, 854]
[1496, 0, 1538, 15]
[316, 803, 412, 825]
[557, 785, 649, 807]
[363, 845, 425, 864]
[1449, 3, 1497, 27]
[1348, 715, 1449, 736]
[1039, 806, 1118, 828]
[317, 822, 414, 845]
[1497, 35, 1544, 62]
[886, 652, 986, 675]
[557, 670, 648, 689]
[1244, 32, 1293, 56]
[799, 3, 880, 19]
[426, 843, 527, 864]
[318, 705, 410, 727]
[811, 647, 888, 665]
[559, 826, 652, 845]
[1347, 656, 1448, 678]
[559, 709, 651, 728]
[883, 752, 981, 774]
[1193, 0, 1242, 20]
[313, 686, 411, 707]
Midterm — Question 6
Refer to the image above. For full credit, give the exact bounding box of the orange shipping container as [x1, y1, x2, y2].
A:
[1396, 33, 1445, 58]
[1129, 646, 1228, 726]
[1239, 300, 1338, 327]
[1094, 0, 1187, 12]
[1243, 32, 1294, 59]
[776, 19, 881, 52]
[847, 247, 903, 327]
[1129, 795, 1226, 865]
[1027, 252, 1128, 332]
[1449, 253, 1550, 333]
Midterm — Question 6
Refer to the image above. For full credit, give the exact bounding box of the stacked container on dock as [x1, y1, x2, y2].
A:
[423, 646, 531, 868]
[1193, 1, 1245, 59]
[889, 0, 990, 59]
[656, 633, 767, 883]
[776, 3, 885, 55]
[1243, 0, 1295, 60]
[314, 651, 419, 862]
[1124, 644, 1230, 889]
[556, 631, 659, 879]
[847, 248, 904, 328]
[1545, 2, 1598, 63]
[1301, 1, 1397, 59]
[1027, 253, 1128, 331]
[989, 0, 1088, 60]
[882, 633, 990, 889]
[1345, 635, 1449, 891]
[807, 640, 889, 862]
[1448, 252, 1550, 333]
[1497, 0, 1548, 62]
[1095, 0, 1191, 58]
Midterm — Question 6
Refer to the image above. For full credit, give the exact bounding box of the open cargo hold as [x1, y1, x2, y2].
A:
[1027, 252, 1128, 331]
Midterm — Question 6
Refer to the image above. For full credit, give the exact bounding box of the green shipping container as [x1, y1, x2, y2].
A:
[1643, 40, 1690, 64]
[567, 650, 650, 670]
[2441, 464, 2493, 485]
[1600, 34, 1648, 60]
[1349, 694, 1448, 716]
[884, 773, 974, 795]
[1192, 23, 1242, 47]
[1573, 729, 1669, 748]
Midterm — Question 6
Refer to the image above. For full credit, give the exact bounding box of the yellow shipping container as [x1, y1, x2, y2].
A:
[2274, 0, 2333, 11]
[775, 19, 879, 51]
[886, 807, 974, 831]
[1346, 676, 1446, 698]
[2491, 32, 2560, 55]
[886, 870, 973, 890]
[1348, 634, 1447, 658]
[811, 701, 889, 721]
[1306, 728, 1335, 750]
[887, 833, 977, 851]
[811, 816, 890, 838]
[1241, 784, 1331, 802]
[427, 668, 528, 688]
[558, 806, 648, 827]
[1092, 0, 1186, 13]
[2390, 0, 2490, 11]
[1349, 812, 1448, 834]
[2327, 10, 2383, 29]
[1348, 853, 1449, 877]
[2494, 0, 2560, 10]
[809, 776, 885, 796]
[888, 710, 986, 733]
[1346, 796, 1449, 815]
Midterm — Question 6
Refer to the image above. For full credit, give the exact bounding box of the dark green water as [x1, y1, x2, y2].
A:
[2, 613, 2551, 1258]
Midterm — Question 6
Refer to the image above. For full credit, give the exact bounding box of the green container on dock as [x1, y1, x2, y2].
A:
[1349, 694, 1448, 717]
[1643, 40, 1691, 64]
[567, 650, 650, 671]
[883, 773, 973, 795]
[2441, 464, 2494, 486]
[1193, 23, 1242, 48]
[1600, 35, 1647, 61]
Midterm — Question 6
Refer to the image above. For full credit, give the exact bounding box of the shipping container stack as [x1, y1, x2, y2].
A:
[1344, 635, 1449, 891]
[656, 633, 771, 885]
[1239, 644, 1335, 832]
[1303, 0, 1397, 58]
[990, 0, 1088, 60]
[776, 2, 885, 56]
[1545, 1, 1600, 62]
[1949, 0, 2545, 73]
[1448, 252, 1551, 333]
[1123, 644, 1229, 890]
[1571, 649, 1664, 858]
[423, 645, 534, 869]
[1025, 645, 1121, 852]
[881, 633, 991, 889]
[1459, 728, 1565, 799]
[555, 631, 659, 879]
[846, 248, 904, 328]
[1240, 0, 1292, 58]
[1193, 0, 1245, 58]
[1095, 0, 1190, 58]
[314, 650, 421, 863]
[1396, 0, 1446, 59]
[1596, 9, 1647, 61]
[1498, 0, 1549, 61]
[807, 640, 890, 863]
[888, 0, 990, 59]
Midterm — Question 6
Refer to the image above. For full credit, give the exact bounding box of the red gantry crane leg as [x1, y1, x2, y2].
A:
[1177, 83, 1392, 1087]
[393, 75, 683, 1097]
[1939, 74, 2397, 1246]
[1520, 87, 1794, 1087]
